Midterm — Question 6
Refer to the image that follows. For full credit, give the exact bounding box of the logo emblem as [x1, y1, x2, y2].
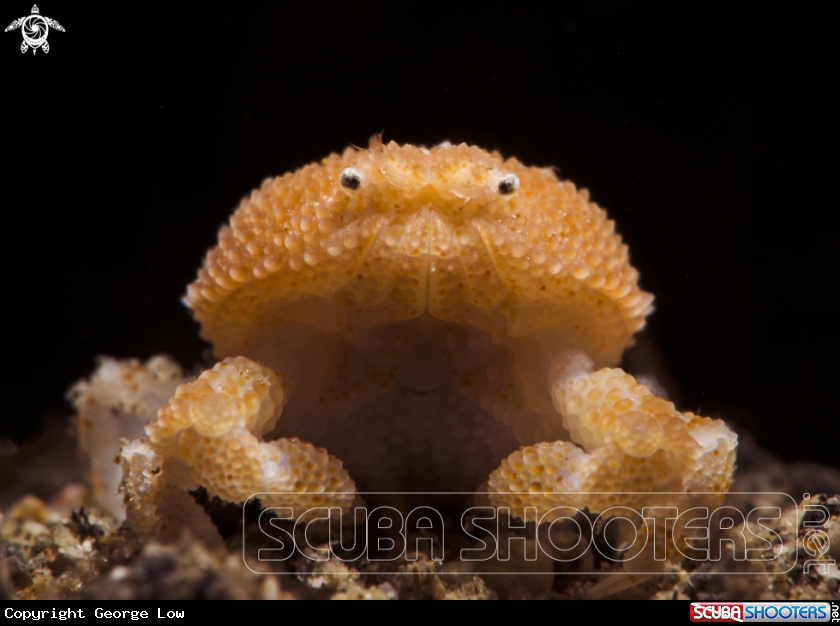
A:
[5, 5, 64, 54]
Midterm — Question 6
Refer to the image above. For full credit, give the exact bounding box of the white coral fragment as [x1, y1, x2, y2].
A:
[68, 355, 183, 520]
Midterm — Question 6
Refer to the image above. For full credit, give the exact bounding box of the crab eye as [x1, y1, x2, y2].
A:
[339, 167, 362, 191]
[497, 173, 519, 195]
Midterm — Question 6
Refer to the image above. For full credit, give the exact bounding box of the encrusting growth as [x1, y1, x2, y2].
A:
[72, 136, 736, 549]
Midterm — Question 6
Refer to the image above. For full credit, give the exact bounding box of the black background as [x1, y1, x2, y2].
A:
[2, 2, 836, 466]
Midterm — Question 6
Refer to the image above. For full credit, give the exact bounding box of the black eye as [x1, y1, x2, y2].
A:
[498, 173, 519, 195]
[339, 167, 362, 190]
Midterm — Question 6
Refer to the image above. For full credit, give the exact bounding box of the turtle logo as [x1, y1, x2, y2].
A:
[5, 5, 64, 55]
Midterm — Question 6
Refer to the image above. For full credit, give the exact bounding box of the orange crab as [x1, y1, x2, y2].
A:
[118, 136, 736, 542]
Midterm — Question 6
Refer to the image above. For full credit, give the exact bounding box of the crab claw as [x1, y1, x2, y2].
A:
[121, 357, 357, 543]
[488, 356, 737, 522]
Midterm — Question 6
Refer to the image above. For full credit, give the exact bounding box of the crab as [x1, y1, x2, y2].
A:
[117, 136, 737, 545]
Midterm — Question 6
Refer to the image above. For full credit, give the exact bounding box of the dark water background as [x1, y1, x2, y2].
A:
[1, 2, 835, 466]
